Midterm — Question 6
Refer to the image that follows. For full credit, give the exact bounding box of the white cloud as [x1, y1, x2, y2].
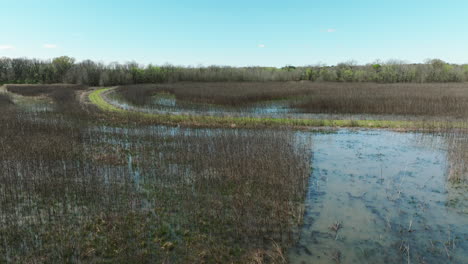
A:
[257, 44, 266, 48]
[326, 29, 336, 33]
[0, 45, 15, 50]
[43, 44, 58, 49]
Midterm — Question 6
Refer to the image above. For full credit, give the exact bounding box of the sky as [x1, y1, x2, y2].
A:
[1, 0, 468, 67]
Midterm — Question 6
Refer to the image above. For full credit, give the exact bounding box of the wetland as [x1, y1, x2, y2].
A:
[1, 81, 468, 263]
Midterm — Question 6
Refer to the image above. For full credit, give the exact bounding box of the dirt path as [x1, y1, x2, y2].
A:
[78, 87, 96, 105]
[78, 87, 113, 105]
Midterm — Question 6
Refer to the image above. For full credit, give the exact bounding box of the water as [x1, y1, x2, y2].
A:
[89, 124, 468, 263]
[107, 90, 462, 121]
[290, 130, 468, 264]
[20, 91, 468, 262]
[4, 87, 468, 262]
[109, 91, 296, 117]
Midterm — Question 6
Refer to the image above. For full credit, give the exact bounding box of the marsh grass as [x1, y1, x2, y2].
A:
[5, 84, 87, 97]
[116, 82, 468, 121]
[295, 82, 468, 118]
[2, 80, 468, 264]
[0, 93, 13, 107]
[0, 96, 312, 263]
[4, 84, 87, 115]
[116, 82, 313, 106]
[93, 88, 468, 131]
[445, 133, 468, 182]
[93, 86, 468, 184]
[116, 84, 173, 106]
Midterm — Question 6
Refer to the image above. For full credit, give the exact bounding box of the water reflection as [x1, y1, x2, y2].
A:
[290, 130, 468, 264]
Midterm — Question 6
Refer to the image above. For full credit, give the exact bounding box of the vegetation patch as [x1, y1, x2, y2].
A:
[0, 93, 13, 107]
[5, 84, 87, 97]
[90, 87, 468, 130]
[1, 57, 468, 86]
[294, 82, 468, 117]
[1, 78, 468, 264]
[89, 88, 125, 113]
[0, 105, 311, 263]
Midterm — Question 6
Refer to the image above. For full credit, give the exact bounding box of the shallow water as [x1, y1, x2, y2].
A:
[25, 102, 468, 263]
[148, 94, 296, 115]
[108, 90, 463, 121]
[110, 92, 296, 117]
[91, 125, 468, 264]
[290, 130, 468, 263]
[4, 89, 468, 262]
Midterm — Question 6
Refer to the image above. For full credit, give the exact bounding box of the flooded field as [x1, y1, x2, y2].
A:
[108, 90, 298, 117]
[2, 84, 468, 263]
[106, 87, 468, 122]
[290, 130, 468, 263]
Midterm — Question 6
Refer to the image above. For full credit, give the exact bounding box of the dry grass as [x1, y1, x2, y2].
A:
[116, 82, 468, 120]
[446, 133, 468, 182]
[170, 81, 312, 105]
[2, 81, 468, 263]
[116, 84, 173, 106]
[295, 82, 468, 118]
[5, 84, 87, 97]
[0, 97, 312, 263]
[116, 82, 314, 106]
[0, 93, 13, 107]
[5, 84, 86, 114]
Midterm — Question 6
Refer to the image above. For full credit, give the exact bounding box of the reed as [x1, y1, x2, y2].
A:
[0, 97, 312, 263]
[5, 84, 87, 97]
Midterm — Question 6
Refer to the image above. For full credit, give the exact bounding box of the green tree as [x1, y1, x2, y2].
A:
[372, 64, 382, 72]
[52, 56, 75, 82]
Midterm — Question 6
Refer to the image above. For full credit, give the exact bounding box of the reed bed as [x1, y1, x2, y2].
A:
[116, 82, 468, 120]
[444, 133, 468, 182]
[5, 84, 87, 97]
[296, 82, 468, 118]
[0, 94, 312, 263]
[2, 82, 468, 264]
[116, 84, 173, 106]
[0, 93, 13, 106]
[116, 82, 314, 106]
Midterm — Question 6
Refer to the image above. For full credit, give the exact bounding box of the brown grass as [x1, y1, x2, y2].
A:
[116, 82, 468, 119]
[0, 101, 312, 263]
[116, 82, 314, 106]
[116, 84, 173, 105]
[295, 82, 468, 118]
[0, 93, 13, 107]
[5, 84, 87, 97]
[446, 133, 468, 182]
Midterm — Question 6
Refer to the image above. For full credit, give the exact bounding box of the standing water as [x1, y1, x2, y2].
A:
[290, 130, 468, 264]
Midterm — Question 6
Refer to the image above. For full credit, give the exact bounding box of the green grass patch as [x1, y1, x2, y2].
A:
[89, 88, 126, 113]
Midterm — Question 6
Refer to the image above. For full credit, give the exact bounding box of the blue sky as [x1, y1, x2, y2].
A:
[1, 0, 467, 66]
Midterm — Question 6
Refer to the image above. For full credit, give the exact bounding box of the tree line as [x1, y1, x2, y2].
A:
[1, 56, 467, 86]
